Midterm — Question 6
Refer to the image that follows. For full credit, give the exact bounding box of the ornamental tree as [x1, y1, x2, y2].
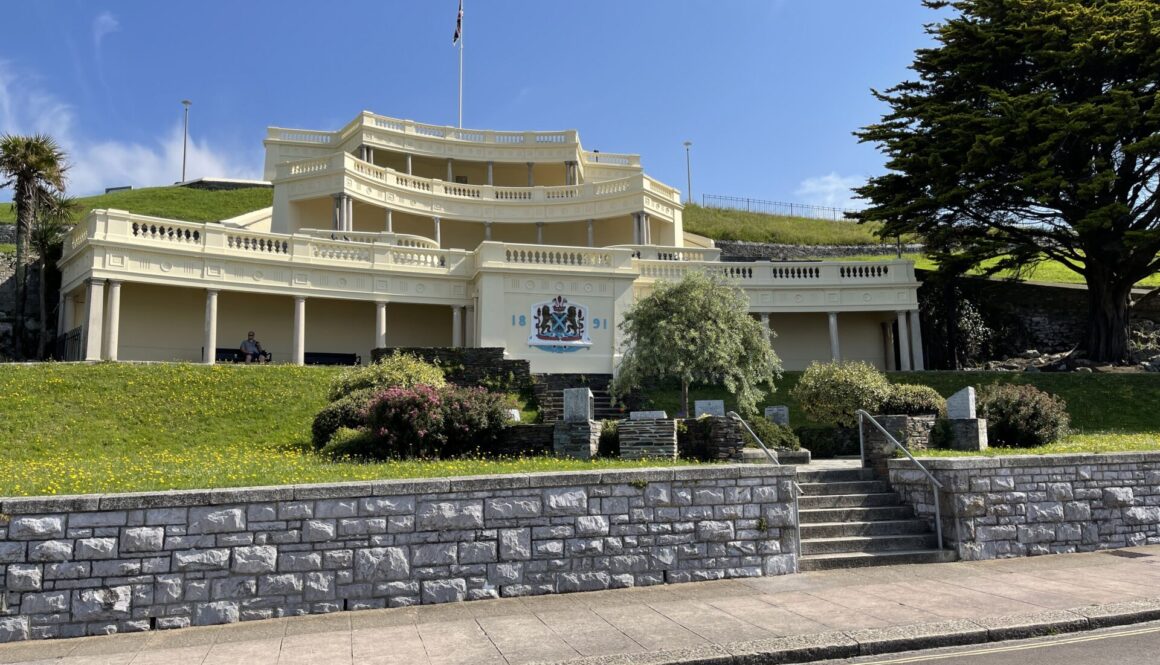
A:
[611, 271, 781, 417]
[855, 0, 1160, 362]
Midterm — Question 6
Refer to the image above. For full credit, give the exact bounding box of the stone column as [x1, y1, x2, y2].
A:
[452, 306, 464, 348]
[204, 289, 219, 364]
[828, 311, 841, 361]
[344, 195, 353, 232]
[366, 146, 375, 164]
[385, 208, 393, 233]
[486, 161, 494, 185]
[405, 153, 413, 174]
[759, 312, 771, 344]
[909, 310, 925, 371]
[896, 311, 912, 371]
[465, 304, 476, 348]
[642, 212, 651, 244]
[882, 321, 896, 371]
[375, 301, 388, 349]
[292, 296, 306, 365]
[358, 146, 367, 161]
[332, 194, 342, 230]
[527, 162, 534, 186]
[536, 222, 544, 245]
[632, 213, 641, 245]
[484, 222, 492, 241]
[83, 278, 106, 361]
[586, 219, 595, 247]
[433, 216, 442, 246]
[103, 280, 122, 361]
[446, 158, 453, 182]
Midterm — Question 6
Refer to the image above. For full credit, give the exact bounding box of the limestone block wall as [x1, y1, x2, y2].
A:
[889, 453, 1160, 561]
[619, 420, 678, 460]
[0, 465, 798, 642]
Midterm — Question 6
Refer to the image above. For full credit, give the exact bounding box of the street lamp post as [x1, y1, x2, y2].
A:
[683, 141, 693, 205]
[181, 100, 192, 182]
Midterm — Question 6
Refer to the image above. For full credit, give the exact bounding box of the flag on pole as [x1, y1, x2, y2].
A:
[453, 0, 463, 45]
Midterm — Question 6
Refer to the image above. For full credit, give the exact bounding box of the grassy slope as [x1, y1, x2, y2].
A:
[0, 364, 679, 497]
[683, 204, 886, 245]
[0, 186, 273, 225]
[644, 371, 1160, 453]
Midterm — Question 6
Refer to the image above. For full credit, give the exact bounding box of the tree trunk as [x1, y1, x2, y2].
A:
[1084, 272, 1133, 363]
[12, 184, 33, 360]
[681, 379, 690, 419]
[36, 259, 49, 359]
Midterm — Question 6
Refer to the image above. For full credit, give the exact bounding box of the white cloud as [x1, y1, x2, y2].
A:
[794, 172, 867, 211]
[92, 12, 119, 49]
[0, 61, 261, 198]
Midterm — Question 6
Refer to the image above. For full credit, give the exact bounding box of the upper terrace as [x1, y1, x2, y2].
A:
[263, 111, 642, 184]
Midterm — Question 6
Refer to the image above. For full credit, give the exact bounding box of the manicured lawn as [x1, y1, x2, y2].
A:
[0, 363, 671, 497]
[683, 204, 888, 246]
[0, 186, 272, 225]
[642, 370, 1160, 450]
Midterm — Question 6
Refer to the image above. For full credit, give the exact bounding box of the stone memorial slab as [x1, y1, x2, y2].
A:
[505, 408, 521, 423]
[764, 405, 790, 425]
[629, 410, 668, 420]
[693, 400, 726, 417]
[562, 388, 593, 423]
[947, 387, 976, 420]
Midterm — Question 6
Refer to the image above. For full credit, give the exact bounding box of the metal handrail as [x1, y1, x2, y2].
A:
[727, 411, 804, 569]
[855, 409, 946, 551]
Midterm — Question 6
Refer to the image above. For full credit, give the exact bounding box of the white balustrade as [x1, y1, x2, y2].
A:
[503, 246, 614, 268]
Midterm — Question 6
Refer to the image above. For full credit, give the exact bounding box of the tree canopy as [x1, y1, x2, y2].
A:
[855, 0, 1160, 362]
[611, 271, 781, 417]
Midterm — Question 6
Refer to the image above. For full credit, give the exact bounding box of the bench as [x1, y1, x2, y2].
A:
[209, 348, 271, 363]
[304, 352, 361, 366]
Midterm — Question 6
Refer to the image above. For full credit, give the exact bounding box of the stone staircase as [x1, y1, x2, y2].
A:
[533, 373, 623, 422]
[797, 467, 956, 571]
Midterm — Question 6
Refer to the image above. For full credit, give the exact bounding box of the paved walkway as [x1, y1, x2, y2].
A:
[3, 547, 1160, 665]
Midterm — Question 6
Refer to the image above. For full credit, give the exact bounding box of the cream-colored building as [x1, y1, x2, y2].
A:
[58, 111, 925, 373]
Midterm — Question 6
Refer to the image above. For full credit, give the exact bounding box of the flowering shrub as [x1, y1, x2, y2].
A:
[440, 386, 517, 457]
[790, 361, 892, 427]
[320, 427, 375, 458]
[327, 352, 446, 402]
[364, 384, 446, 458]
[978, 383, 1070, 447]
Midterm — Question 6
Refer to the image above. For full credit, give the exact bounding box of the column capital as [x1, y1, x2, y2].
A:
[107, 279, 123, 287]
[85, 277, 107, 287]
[206, 288, 220, 295]
[294, 295, 307, 303]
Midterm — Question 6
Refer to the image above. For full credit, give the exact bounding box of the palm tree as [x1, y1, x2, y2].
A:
[0, 134, 68, 359]
[31, 192, 79, 358]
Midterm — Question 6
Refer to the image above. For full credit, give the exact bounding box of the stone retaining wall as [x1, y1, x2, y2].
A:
[0, 465, 798, 642]
[716, 241, 924, 262]
[619, 420, 678, 460]
[889, 453, 1160, 561]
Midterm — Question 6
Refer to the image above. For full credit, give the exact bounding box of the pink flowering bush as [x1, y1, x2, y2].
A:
[365, 385, 447, 458]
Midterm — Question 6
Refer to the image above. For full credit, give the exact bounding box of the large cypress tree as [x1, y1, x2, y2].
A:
[856, 0, 1160, 363]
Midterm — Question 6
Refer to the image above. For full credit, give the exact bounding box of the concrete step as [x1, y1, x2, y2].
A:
[798, 480, 891, 496]
[799, 493, 902, 509]
[801, 533, 938, 555]
[798, 505, 916, 523]
[799, 549, 958, 571]
[795, 468, 875, 483]
[800, 519, 932, 539]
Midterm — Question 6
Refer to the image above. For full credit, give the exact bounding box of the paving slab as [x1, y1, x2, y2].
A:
[2, 546, 1160, 665]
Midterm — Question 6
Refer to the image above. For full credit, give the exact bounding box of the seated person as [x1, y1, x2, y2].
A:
[239, 331, 271, 363]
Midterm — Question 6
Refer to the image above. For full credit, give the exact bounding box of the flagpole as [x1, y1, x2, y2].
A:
[458, 1, 464, 129]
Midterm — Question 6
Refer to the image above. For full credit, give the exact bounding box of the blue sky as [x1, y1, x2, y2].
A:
[0, 1, 944, 209]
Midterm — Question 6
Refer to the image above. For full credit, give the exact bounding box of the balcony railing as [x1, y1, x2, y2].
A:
[268, 112, 580, 150]
[275, 153, 682, 218]
[633, 259, 914, 286]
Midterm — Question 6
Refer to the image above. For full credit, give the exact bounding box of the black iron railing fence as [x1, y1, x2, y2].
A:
[702, 194, 856, 221]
